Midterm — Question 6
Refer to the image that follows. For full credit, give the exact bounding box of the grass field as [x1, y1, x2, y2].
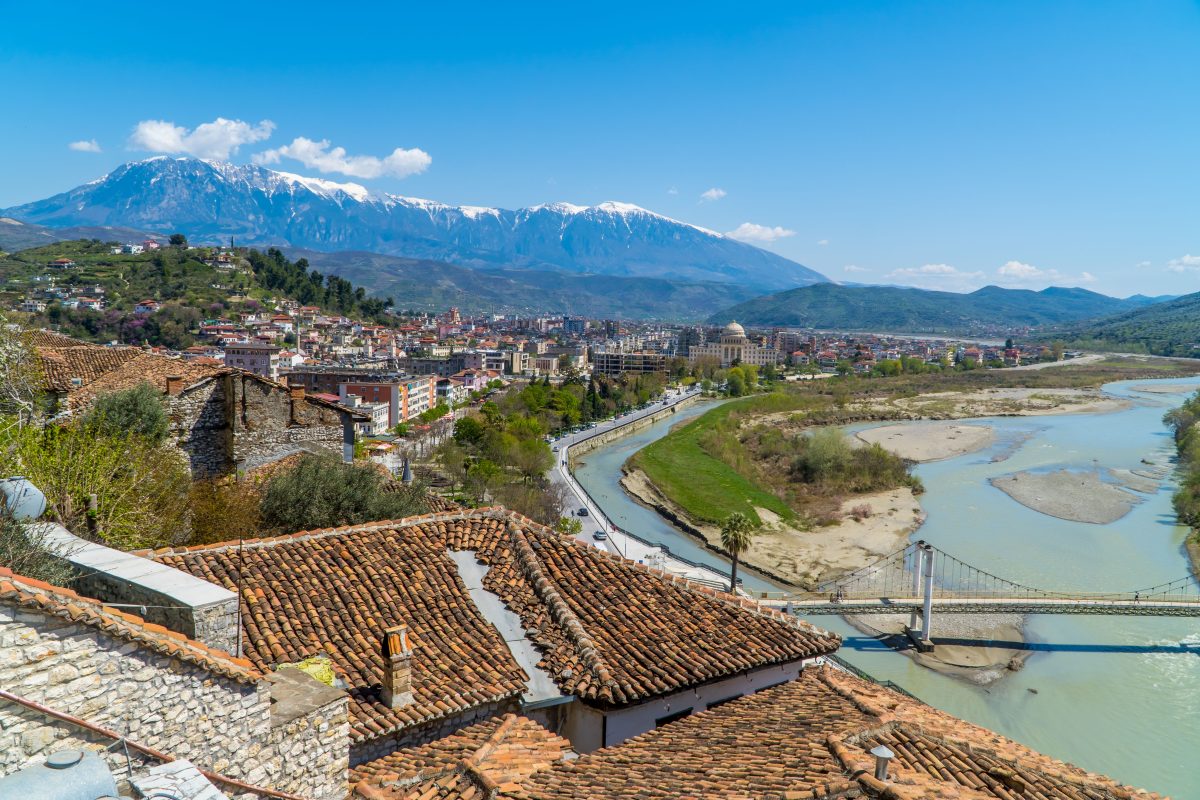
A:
[627, 397, 796, 526]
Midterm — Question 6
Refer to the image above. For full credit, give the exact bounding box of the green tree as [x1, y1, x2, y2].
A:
[555, 516, 583, 537]
[720, 511, 756, 592]
[259, 454, 427, 532]
[168, 233, 188, 248]
[82, 383, 170, 444]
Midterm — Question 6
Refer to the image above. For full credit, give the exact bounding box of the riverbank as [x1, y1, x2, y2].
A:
[990, 469, 1145, 524]
[621, 466, 923, 587]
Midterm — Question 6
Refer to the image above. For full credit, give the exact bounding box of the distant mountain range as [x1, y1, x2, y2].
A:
[710, 283, 1164, 332]
[2, 157, 827, 291]
[289, 250, 763, 321]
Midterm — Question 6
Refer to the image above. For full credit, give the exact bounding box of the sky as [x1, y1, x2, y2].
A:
[2, 0, 1199, 298]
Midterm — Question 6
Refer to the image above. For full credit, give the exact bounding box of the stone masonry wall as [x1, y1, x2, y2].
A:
[0, 604, 350, 800]
[168, 379, 234, 479]
[229, 375, 347, 471]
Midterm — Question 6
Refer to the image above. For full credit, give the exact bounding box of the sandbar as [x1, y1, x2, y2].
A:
[856, 422, 994, 463]
[990, 469, 1141, 524]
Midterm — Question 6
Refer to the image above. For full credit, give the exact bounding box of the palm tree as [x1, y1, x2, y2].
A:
[720, 512, 756, 592]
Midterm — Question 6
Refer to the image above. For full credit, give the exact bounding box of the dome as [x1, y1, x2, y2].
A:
[722, 321, 746, 337]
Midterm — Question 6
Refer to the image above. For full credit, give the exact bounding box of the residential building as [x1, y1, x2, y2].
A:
[224, 342, 281, 378]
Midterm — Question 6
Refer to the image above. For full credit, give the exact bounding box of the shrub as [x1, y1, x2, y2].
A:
[83, 382, 170, 444]
[259, 453, 428, 532]
[848, 503, 872, 521]
[0, 511, 77, 586]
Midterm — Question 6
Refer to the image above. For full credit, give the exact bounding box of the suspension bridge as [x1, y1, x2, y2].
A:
[758, 540, 1200, 649]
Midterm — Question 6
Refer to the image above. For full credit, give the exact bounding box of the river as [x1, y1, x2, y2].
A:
[574, 378, 1200, 798]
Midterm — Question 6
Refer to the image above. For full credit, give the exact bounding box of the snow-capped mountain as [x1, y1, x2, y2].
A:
[4, 158, 827, 290]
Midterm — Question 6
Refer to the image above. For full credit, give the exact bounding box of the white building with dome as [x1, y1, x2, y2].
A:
[687, 321, 780, 368]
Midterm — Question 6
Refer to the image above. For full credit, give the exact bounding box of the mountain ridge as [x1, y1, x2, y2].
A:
[3, 158, 827, 291]
[709, 282, 1163, 333]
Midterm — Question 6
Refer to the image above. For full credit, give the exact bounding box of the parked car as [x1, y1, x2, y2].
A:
[552, 445, 559, 452]
[578, 507, 589, 516]
[592, 530, 608, 541]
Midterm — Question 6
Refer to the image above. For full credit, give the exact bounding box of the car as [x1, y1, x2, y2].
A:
[578, 507, 589, 516]
[592, 530, 608, 541]
[552, 445, 559, 452]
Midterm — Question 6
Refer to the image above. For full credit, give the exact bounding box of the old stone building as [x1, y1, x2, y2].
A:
[687, 320, 780, 368]
[33, 332, 363, 477]
[0, 564, 350, 799]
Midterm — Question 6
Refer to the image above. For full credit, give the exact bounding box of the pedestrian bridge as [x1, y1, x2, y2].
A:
[750, 541, 1200, 642]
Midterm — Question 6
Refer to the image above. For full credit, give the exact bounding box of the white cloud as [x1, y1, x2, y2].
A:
[1167, 254, 1200, 273]
[817, 239, 829, 246]
[700, 187, 726, 202]
[725, 222, 796, 243]
[886, 263, 985, 291]
[254, 136, 430, 179]
[129, 117, 275, 159]
[842, 265, 869, 273]
[1136, 260, 1152, 269]
[1080, 271, 1097, 283]
[667, 187, 679, 195]
[68, 139, 102, 153]
[994, 260, 1070, 285]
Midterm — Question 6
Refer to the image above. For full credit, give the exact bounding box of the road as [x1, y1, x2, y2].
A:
[548, 386, 734, 590]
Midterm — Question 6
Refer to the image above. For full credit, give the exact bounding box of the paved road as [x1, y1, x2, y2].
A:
[548, 387, 733, 590]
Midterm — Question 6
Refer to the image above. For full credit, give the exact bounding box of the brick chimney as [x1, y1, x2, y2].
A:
[288, 385, 305, 400]
[165, 375, 184, 396]
[380, 624, 414, 708]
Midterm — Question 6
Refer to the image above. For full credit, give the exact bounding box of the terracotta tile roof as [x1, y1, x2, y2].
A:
[147, 508, 836, 743]
[0, 566, 260, 684]
[507, 665, 1162, 800]
[352, 714, 570, 800]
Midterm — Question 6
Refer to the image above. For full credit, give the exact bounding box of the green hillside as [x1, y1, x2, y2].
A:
[709, 282, 1155, 333]
[1057, 291, 1200, 356]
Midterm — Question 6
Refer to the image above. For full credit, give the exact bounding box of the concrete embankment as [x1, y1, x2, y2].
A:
[567, 393, 700, 464]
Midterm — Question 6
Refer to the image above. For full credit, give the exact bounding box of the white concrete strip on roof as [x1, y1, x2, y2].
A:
[449, 550, 569, 708]
[39, 523, 236, 608]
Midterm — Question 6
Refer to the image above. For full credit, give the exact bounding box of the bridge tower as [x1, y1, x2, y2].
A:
[905, 543, 936, 653]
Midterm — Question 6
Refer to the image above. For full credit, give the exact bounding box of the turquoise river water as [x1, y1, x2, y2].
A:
[573, 379, 1200, 798]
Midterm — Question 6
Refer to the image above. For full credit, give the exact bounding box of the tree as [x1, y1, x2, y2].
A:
[0, 319, 44, 429]
[82, 383, 170, 444]
[555, 516, 583, 537]
[719, 511, 756, 591]
[168, 233, 188, 248]
[1051, 340, 1065, 362]
[259, 454, 427, 532]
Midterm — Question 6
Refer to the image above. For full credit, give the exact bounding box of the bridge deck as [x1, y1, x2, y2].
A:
[761, 596, 1200, 617]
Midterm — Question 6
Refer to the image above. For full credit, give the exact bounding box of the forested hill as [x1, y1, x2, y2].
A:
[1058, 291, 1200, 356]
[709, 282, 1158, 333]
[0, 240, 395, 348]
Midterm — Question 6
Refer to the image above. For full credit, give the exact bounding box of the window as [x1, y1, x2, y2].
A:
[654, 708, 692, 728]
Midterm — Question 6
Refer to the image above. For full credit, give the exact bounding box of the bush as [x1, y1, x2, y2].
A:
[848, 503, 872, 521]
[82, 382, 169, 443]
[0, 510, 77, 585]
[259, 454, 428, 532]
[188, 479, 264, 545]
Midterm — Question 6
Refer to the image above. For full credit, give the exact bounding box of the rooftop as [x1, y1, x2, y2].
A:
[146, 508, 837, 743]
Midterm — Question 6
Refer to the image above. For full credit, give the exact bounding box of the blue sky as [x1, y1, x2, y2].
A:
[2, 0, 1199, 297]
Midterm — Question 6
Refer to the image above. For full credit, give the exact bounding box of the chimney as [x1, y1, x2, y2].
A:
[289, 385, 305, 400]
[380, 624, 414, 708]
[165, 375, 184, 396]
[870, 744, 894, 781]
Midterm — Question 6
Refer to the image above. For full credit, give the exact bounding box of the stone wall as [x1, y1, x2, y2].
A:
[169, 378, 235, 478]
[228, 375, 348, 471]
[0, 603, 350, 800]
[43, 524, 241, 656]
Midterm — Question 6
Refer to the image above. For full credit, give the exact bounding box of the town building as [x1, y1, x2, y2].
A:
[223, 342, 281, 378]
[688, 321, 780, 368]
[591, 350, 667, 376]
